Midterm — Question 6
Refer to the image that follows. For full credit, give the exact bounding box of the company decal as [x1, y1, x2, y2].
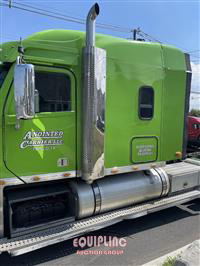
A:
[136, 144, 154, 156]
[20, 131, 64, 150]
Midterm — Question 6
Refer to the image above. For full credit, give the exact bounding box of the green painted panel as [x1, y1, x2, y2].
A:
[160, 47, 186, 161]
[103, 44, 163, 168]
[4, 66, 76, 177]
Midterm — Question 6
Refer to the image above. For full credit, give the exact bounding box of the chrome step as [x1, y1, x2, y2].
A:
[0, 189, 199, 256]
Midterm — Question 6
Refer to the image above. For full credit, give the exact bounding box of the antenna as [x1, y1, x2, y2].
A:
[131, 28, 141, 40]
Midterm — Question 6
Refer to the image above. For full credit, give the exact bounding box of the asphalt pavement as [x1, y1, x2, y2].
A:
[0, 198, 199, 266]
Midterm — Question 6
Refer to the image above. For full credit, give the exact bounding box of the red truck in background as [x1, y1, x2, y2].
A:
[188, 116, 200, 147]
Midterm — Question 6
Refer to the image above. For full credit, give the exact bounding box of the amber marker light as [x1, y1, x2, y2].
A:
[175, 151, 182, 159]
[0, 180, 6, 186]
[33, 176, 40, 182]
[63, 173, 71, 177]
[111, 167, 119, 173]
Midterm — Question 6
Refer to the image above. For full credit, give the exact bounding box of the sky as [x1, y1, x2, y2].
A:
[1, 0, 200, 109]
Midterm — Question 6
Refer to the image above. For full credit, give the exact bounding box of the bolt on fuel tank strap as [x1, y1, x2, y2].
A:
[92, 182, 101, 215]
[154, 168, 170, 197]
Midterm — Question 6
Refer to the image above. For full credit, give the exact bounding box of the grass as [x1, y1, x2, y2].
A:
[162, 255, 180, 266]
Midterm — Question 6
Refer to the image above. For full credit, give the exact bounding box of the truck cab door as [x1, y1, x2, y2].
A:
[4, 66, 76, 179]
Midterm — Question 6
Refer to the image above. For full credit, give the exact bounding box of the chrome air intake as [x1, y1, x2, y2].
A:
[82, 3, 106, 183]
[69, 169, 170, 219]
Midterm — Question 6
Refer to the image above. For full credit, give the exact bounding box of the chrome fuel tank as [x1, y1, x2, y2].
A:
[69, 169, 170, 219]
[96, 169, 168, 213]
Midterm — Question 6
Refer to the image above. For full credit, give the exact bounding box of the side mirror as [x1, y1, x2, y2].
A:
[14, 61, 35, 119]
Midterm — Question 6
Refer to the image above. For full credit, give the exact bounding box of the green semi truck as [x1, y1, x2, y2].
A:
[0, 3, 199, 255]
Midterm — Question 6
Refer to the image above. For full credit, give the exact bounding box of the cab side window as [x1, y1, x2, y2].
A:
[139, 86, 154, 120]
[193, 123, 200, 130]
[35, 71, 71, 113]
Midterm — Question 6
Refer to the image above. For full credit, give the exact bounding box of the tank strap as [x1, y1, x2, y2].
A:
[92, 182, 102, 215]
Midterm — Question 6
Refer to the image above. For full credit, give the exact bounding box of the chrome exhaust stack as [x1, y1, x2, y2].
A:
[86, 3, 99, 47]
[82, 3, 106, 183]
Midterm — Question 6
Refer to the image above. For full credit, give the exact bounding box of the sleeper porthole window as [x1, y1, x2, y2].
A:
[139, 86, 154, 120]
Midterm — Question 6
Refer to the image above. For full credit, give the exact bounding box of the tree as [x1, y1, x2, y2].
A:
[189, 109, 200, 117]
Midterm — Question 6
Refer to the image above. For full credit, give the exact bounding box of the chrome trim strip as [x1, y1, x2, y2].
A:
[104, 162, 166, 176]
[19, 170, 76, 183]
